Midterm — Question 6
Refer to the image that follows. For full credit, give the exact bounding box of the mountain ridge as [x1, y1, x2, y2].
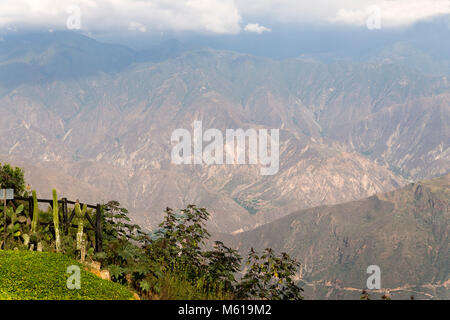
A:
[0, 32, 448, 233]
[220, 174, 449, 299]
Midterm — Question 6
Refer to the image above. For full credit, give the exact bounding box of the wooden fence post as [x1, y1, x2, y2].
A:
[2, 190, 6, 250]
[28, 196, 33, 223]
[62, 198, 68, 234]
[95, 204, 103, 253]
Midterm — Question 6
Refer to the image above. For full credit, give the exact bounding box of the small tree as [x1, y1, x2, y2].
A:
[204, 241, 242, 292]
[237, 248, 303, 300]
[0, 163, 26, 196]
[149, 205, 211, 280]
[96, 200, 146, 285]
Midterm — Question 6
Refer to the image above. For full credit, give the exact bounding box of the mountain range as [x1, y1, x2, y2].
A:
[0, 32, 448, 236]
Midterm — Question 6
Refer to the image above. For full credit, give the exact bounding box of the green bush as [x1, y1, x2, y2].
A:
[98, 203, 303, 300]
[0, 250, 133, 300]
[0, 163, 26, 196]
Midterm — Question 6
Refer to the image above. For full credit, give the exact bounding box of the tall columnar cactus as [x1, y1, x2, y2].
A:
[31, 190, 39, 233]
[74, 202, 87, 251]
[52, 189, 61, 252]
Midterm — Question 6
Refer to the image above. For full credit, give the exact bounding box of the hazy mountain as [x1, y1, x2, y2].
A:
[0, 32, 135, 89]
[0, 33, 448, 233]
[0, 32, 193, 92]
[221, 174, 449, 300]
[367, 41, 450, 77]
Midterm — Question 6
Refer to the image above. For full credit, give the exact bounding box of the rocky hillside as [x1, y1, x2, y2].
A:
[221, 174, 449, 299]
[1, 32, 448, 232]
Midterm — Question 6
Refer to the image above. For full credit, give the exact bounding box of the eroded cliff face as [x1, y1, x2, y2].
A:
[222, 174, 449, 299]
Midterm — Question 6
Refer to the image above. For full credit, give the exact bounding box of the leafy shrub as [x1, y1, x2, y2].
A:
[98, 203, 303, 300]
[0, 162, 303, 301]
[236, 248, 303, 300]
[0, 163, 26, 196]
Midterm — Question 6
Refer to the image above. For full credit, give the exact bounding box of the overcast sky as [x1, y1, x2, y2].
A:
[0, 0, 449, 35]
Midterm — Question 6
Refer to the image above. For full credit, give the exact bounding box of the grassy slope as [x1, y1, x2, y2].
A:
[0, 251, 133, 300]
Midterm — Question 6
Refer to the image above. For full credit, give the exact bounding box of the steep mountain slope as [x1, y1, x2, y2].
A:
[330, 92, 449, 179]
[0, 32, 135, 91]
[222, 174, 449, 299]
[0, 33, 448, 232]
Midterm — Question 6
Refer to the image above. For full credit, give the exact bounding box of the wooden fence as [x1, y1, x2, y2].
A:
[10, 196, 103, 252]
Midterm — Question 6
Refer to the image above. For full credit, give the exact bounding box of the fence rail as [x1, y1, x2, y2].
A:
[10, 196, 103, 252]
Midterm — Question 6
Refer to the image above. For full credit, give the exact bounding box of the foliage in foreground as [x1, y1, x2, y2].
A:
[97, 203, 304, 300]
[0, 188, 98, 258]
[0, 163, 303, 300]
[0, 163, 26, 197]
[0, 250, 133, 300]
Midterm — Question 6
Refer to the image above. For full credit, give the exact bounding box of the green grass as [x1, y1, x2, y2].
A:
[0, 250, 134, 300]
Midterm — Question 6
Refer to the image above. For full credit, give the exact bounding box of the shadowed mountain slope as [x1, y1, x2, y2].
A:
[221, 174, 449, 299]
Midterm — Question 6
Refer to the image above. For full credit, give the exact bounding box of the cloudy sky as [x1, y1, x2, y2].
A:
[0, 0, 449, 35]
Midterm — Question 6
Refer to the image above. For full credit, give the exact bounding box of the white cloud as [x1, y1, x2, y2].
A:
[244, 23, 271, 34]
[0, 0, 242, 34]
[128, 22, 147, 33]
[0, 0, 448, 34]
[330, 0, 450, 28]
[236, 0, 450, 28]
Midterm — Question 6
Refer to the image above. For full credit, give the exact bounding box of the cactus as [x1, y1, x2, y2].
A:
[31, 190, 39, 233]
[52, 189, 61, 252]
[6, 205, 24, 240]
[74, 202, 87, 251]
[80, 239, 87, 262]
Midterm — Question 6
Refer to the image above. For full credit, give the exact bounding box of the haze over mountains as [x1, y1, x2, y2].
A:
[0, 32, 448, 235]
